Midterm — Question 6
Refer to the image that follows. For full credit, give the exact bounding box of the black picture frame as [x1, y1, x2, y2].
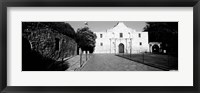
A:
[0, 0, 199, 93]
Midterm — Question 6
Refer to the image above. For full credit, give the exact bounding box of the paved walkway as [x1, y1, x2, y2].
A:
[81, 54, 162, 71]
[64, 54, 92, 71]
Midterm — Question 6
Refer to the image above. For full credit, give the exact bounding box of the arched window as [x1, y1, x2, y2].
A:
[120, 33, 123, 38]
[100, 34, 103, 38]
[138, 33, 141, 38]
[100, 42, 103, 46]
[139, 42, 142, 46]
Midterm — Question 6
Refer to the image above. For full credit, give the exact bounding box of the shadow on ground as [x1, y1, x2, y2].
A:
[22, 37, 69, 71]
[116, 53, 178, 71]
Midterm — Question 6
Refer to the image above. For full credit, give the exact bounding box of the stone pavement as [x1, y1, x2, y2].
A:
[81, 54, 162, 71]
[64, 54, 92, 71]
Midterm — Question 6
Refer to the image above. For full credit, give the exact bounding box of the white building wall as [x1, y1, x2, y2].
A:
[131, 32, 149, 53]
[93, 22, 149, 54]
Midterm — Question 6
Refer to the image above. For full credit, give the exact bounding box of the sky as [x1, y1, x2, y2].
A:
[67, 21, 147, 32]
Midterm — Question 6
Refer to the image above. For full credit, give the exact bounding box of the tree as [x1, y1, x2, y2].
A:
[76, 27, 97, 67]
[143, 22, 178, 56]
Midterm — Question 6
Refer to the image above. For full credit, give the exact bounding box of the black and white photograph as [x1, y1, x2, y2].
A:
[22, 21, 178, 71]
[1, 0, 198, 92]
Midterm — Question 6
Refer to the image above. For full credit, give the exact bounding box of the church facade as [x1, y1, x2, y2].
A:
[94, 22, 149, 54]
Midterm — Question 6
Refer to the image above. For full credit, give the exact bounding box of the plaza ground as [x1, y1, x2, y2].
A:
[117, 53, 178, 70]
[80, 54, 162, 71]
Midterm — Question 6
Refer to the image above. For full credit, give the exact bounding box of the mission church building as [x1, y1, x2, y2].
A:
[94, 22, 149, 54]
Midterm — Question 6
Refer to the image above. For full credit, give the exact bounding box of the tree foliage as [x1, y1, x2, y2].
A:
[76, 26, 97, 66]
[144, 22, 178, 43]
[76, 27, 97, 53]
[143, 22, 178, 55]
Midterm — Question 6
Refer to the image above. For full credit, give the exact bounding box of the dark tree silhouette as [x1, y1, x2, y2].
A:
[144, 22, 178, 56]
[76, 27, 97, 66]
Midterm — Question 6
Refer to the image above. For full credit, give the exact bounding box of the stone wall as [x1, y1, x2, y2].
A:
[23, 28, 77, 61]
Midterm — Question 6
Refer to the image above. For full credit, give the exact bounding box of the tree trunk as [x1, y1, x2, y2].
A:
[86, 51, 88, 61]
[80, 50, 83, 67]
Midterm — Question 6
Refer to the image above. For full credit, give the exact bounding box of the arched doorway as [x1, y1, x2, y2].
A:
[152, 44, 159, 53]
[118, 43, 124, 53]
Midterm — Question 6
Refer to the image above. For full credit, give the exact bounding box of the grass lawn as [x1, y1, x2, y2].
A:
[117, 53, 178, 70]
